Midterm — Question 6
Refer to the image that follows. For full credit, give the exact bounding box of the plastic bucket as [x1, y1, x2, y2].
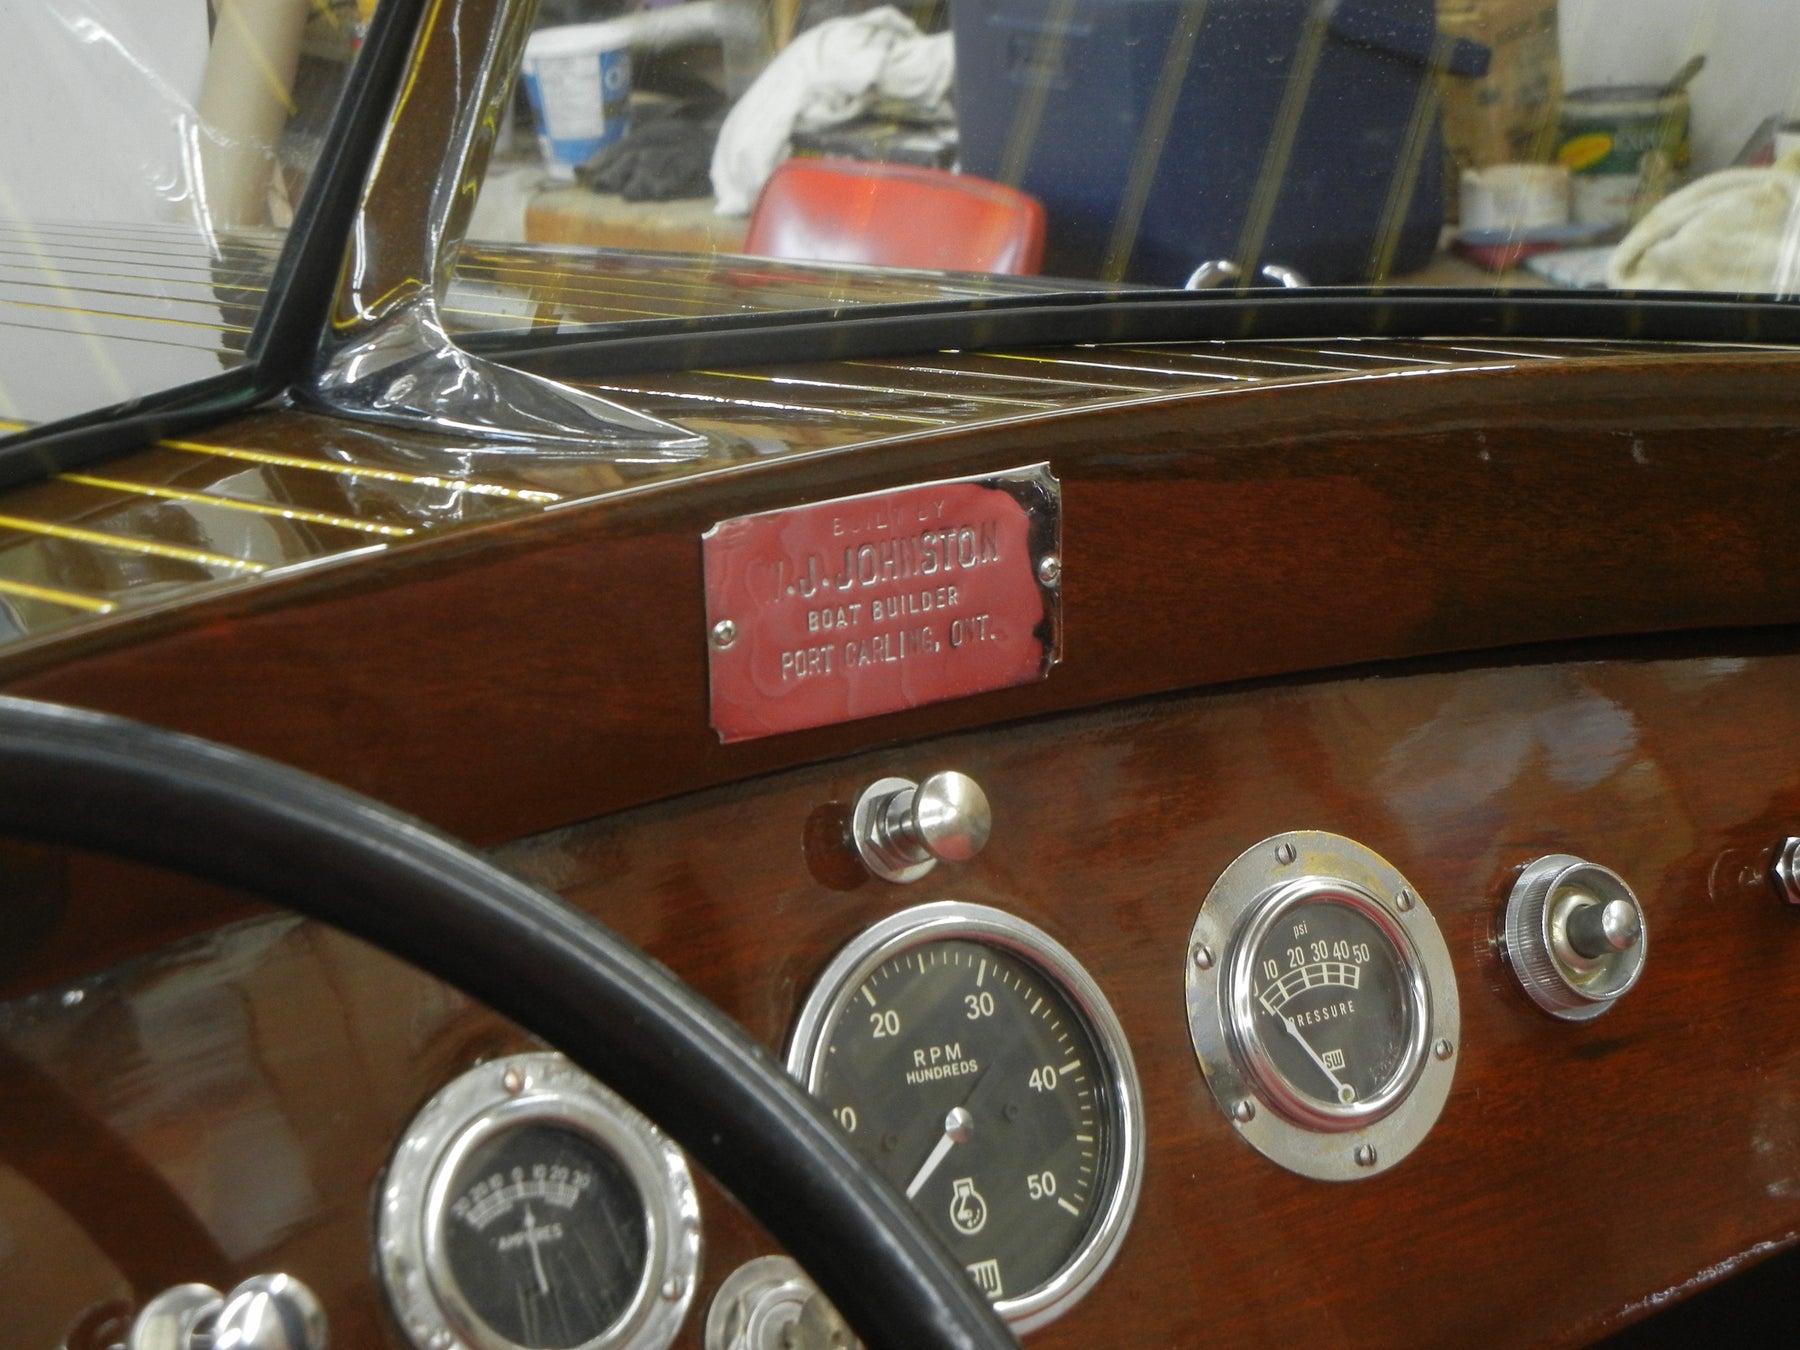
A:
[521, 21, 633, 177]
[1459, 163, 1570, 233]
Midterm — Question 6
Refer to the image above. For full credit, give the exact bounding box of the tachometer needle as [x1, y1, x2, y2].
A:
[1283, 1016, 1356, 1104]
[905, 1105, 974, 1199]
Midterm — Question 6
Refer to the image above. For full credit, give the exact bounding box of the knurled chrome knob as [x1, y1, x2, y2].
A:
[851, 772, 991, 883]
[1502, 855, 1647, 1021]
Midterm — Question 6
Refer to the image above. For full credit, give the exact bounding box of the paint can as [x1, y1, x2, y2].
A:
[1557, 84, 1690, 229]
[1459, 163, 1571, 234]
[521, 21, 634, 178]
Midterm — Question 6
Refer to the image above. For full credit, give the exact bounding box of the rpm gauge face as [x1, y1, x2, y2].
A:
[789, 904, 1142, 1333]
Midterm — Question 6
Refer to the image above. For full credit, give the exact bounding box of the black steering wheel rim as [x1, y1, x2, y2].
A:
[0, 695, 1018, 1350]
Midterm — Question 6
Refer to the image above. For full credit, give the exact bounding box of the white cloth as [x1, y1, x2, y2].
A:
[1608, 149, 1800, 294]
[710, 7, 953, 216]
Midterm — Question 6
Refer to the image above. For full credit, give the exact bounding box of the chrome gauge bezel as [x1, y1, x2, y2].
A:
[786, 902, 1144, 1334]
[378, 1052, 700, 1350]
[1186, 832, 1460, 1181]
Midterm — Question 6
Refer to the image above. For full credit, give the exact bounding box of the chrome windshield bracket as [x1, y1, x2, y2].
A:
[301, 0, 707, 459]
[309, 306, 707, 457]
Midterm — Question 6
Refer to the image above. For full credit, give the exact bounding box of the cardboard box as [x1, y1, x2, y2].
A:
[1438, 0, 1563, 214]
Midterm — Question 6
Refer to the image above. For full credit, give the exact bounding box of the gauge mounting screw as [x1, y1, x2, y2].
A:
[851, 772, 992, 883]
[1274, 841, 1297, 865]
[1037, 554, 1062, 587]
[1232, 1099, 1257, 1123]
[710, 619, 738, 650]
[1354, 1145, 1377, 1168]
[1191, 943, 1214, 971]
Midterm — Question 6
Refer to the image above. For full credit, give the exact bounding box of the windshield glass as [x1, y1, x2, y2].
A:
[463, 0, 1800, 309]
[4, 0, 1798, 440]
[0, 0, 364, 432]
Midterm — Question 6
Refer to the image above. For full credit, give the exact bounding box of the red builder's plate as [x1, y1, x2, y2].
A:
[703, 464, 1062, 742]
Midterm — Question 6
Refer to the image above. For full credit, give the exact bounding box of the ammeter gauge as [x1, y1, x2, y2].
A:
[379, 1053, 699, 1350]
[1186, 832, 1459, 1180]
[787, 903, 1143, 1333]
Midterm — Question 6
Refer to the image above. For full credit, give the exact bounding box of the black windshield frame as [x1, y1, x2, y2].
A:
[468, 285, 1800, 379]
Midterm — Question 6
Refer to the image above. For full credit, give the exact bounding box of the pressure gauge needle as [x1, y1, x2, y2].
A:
[1282, 1015, 1356, 1104]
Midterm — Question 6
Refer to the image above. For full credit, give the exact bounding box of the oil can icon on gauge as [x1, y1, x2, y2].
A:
[950, 1177, 989, 1235]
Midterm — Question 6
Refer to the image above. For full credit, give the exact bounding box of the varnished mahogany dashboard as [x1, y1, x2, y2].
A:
[3, 339, 1800, 1348]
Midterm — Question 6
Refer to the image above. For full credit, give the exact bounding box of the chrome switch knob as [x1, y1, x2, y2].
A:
[851, 772, 991, 883]
[706, 1256, 838, 1350]
[1563, 896, 1643, 959]
[212, 1275, 328, 1350]
[127, 1285, 220, 1350]
[1772, 837, 1800, 906]
[1502, 855, 1648, 1021]
[129, 1275, 326, 1350]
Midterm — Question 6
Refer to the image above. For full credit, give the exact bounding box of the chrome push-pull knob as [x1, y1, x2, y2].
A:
[1502, 855, 1647, 1021]
[130, 1274, 327, 1350]
[851, 772, 991, 883]
[1563, 896, 1643, 960]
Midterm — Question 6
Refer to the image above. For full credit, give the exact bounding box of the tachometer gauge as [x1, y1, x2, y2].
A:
[1186, 832, 1459, 1181]
[379, 1053, 699, 1350]
[787, 903, 1142, 1333]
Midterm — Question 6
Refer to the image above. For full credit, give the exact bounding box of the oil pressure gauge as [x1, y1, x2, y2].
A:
[1186, 832, 1459, 1180]
[787, 903, 1143, 1333]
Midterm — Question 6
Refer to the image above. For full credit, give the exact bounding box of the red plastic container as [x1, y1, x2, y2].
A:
[745, 158, 1047, 275]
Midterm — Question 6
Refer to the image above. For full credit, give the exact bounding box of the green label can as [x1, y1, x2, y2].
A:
[1557, 84, 1691, 228]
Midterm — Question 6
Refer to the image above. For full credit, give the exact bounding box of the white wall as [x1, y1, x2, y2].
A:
[1561, 0, 1800, 170]
[0, 0, 209, 223]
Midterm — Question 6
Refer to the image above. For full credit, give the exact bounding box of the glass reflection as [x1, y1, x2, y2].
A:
[0, 0, 363, 430]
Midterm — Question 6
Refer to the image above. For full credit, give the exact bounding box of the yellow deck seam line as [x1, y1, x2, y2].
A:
[0, 514, 266, 572]
[61, 474, 417, 538]
[0, 577, 115, 613]
[162, 440, 562, 504]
